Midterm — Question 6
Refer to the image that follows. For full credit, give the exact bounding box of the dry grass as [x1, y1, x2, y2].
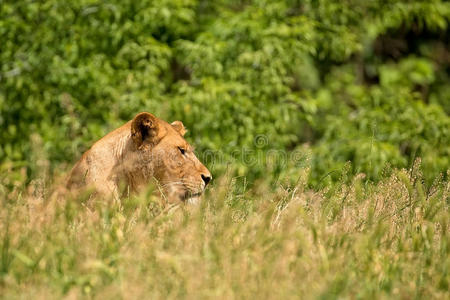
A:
[0, 164, 449, 299]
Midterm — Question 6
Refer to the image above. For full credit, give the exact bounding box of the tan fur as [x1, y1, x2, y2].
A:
[67, 112, 211, 203]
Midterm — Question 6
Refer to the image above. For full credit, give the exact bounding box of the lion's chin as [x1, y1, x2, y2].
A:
[186, 195, 201, 205]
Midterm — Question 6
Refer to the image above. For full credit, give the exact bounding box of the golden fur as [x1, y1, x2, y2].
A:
[67, 112, 211, 203]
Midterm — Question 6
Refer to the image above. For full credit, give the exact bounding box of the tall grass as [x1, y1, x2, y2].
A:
[0, 162, 448, 299]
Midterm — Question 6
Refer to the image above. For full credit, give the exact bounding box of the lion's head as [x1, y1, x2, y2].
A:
[129, 112, 211, 203]
[67, 112, 211, 204]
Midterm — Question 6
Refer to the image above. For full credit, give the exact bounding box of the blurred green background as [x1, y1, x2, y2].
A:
[1, 0, 449, 187]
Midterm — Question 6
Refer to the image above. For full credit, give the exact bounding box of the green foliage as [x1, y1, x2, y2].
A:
[1, 0, 449, 185]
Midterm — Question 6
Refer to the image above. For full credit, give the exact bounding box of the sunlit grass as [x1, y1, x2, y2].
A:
[0, 163, 448, 299]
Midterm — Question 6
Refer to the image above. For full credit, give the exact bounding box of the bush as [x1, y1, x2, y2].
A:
[1, 0, 449, 185]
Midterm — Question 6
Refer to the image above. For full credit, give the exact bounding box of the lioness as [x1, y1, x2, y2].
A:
[67, 112, 211, 203]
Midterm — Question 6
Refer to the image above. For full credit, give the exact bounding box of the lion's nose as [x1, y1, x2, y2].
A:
[201, 174, 211, 186]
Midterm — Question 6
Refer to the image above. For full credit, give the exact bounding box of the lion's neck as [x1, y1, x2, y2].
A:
[109, 130, 157, 191]
[112, 131, 132, 161]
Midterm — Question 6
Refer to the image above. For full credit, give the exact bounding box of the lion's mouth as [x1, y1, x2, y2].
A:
[183, 191, 202, 199]
[181, 191, 203, 203]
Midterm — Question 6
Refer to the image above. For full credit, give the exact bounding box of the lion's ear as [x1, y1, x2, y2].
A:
[171, 121, 186, 136]
[131, 112, 159, 149]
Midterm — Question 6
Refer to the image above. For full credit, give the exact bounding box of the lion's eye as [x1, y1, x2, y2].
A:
[178, 147, 186, 155]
